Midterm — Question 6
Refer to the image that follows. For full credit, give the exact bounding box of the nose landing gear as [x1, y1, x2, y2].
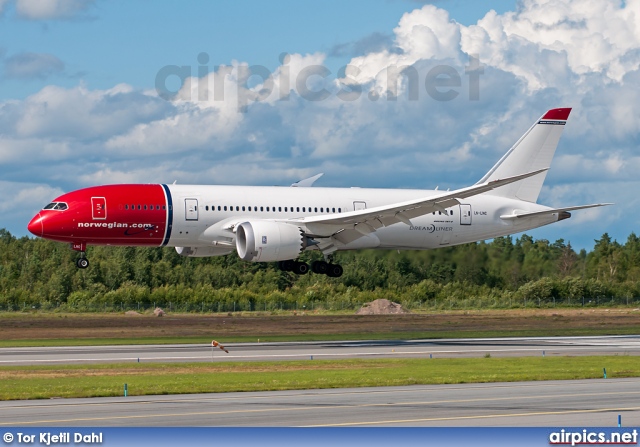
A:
[71, 242, 89, 269]
[76, 256, 89, 269]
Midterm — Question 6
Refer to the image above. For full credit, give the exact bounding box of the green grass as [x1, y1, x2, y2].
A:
[1, 356, 639, 400]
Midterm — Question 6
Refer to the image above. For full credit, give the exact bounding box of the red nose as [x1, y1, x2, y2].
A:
[28, 213, 43, 237]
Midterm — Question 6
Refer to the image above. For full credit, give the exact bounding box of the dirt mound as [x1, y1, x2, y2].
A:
[154, 307, 166, 317]
[356, 299, 408, 315]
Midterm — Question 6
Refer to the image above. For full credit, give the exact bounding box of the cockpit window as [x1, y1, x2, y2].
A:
[43, 202, 68, 211]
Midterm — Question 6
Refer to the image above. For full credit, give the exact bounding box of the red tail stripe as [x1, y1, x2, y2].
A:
[542, 108, 572, 121]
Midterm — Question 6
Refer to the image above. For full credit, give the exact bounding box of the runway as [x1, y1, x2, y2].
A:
[1, 335, 640, 365]
[1, 379, 638, 427]
[2, 336, 639, 427]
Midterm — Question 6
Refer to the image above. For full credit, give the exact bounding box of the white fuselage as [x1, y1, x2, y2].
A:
[166, 184, 560, 252]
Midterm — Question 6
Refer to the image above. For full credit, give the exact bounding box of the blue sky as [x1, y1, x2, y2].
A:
[1, 0, 638, 251]
[0, 0, 517, 99]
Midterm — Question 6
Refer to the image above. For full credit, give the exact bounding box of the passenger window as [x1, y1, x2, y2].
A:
[218, 206, 221, 211]
[314, 207, 318, 212]
[137, 205, 141, 210]
[338, 208, 341, 213]
[297, 207, 300, 212]
[260, 206, 264, 212]
[163, 205, 166, 210]
[224, 206, 227, 211]
[205, 206, 209, 211]
[278, 207, 282, 212]
[332, 208, 335, 213]
[143, 205, 147, 210]
[125, 205, 128, 210]
[242, 206, 245, 211]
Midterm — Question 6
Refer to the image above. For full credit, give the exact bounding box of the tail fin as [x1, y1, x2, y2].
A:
[476, 108, 571, 203]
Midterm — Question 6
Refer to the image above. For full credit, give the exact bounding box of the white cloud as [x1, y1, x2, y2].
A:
[0, 181, 65, 236]
[15, 0, 95, 20]
[0, 0, 10, 15]
[341, 0, 640, 94]
[9, 83, 171, 140]
[3, 52, 64, 79]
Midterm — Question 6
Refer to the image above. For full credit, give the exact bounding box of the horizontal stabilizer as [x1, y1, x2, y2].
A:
[500, 203, 613, 220]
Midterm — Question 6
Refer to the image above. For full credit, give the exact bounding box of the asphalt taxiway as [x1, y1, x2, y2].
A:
[1, 379, 638, 427]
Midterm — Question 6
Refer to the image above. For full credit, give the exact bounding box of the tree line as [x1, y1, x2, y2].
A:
[1, 228, 639, 312]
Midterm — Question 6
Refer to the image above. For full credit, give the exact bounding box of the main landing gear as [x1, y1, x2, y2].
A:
[277, 260, 309, 275]
[311, 260, 343, 277]
[278, 259, 343, 277]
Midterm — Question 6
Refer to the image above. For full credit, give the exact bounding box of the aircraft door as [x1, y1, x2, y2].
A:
[185, 198, 199, 221]
[460, 204, 472, 225]
[91, 197, 106, 220]
[353, 201, 367, 211]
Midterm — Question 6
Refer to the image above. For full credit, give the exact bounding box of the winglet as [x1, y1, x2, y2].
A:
[485, 168, 548, 189]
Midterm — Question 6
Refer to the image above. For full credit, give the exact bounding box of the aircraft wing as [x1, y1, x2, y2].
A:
[499, 203, 613, 220]
[287, 169, 547, 243]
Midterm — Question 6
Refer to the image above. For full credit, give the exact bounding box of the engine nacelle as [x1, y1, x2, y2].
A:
[235, 221, 305, 262]
[175, 246, 234, 257]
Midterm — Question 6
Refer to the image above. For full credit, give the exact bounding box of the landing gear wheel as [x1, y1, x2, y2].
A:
[280, 260, 295, 272]
[76, 257, 89, 269]
[293, 261, 309, 275]
[311, 260, 328, 274]
[326, 264, 343, 278]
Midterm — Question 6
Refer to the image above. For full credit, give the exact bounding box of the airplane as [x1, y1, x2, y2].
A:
[27, 108, 611, 277]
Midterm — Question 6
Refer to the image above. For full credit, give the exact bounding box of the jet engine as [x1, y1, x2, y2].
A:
[175, 246, 234, 257]
[235, 220, 305, 262]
